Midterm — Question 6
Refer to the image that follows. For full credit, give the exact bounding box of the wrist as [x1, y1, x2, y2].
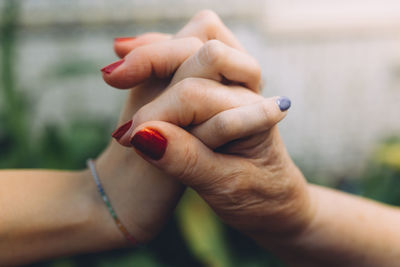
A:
[0, 169, 126, 265]
[93, 141, 184, 244]
[87, 150, 153, 245]
[74, 169, 128, 249]
[244, 163, 317, 245]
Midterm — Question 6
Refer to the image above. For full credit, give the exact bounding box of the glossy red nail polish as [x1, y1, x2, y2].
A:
[130, 128, 167, 160]
[101, 59, 124, 74]
[114, 37, 136, 42]
[112, 120, 132, 141]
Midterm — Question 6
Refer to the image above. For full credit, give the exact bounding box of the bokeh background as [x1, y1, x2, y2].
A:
[1, 0, 400, 266]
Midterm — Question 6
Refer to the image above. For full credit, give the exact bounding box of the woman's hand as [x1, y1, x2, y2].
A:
[95, 10, 261, 244]
[116, 77, 312, 238]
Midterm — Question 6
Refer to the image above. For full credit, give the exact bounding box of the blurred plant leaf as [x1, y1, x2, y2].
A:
[375, 143, 400, 170]
[176, 189, 232, 267]
[360, 138, 400, 206]
[48, 258, 76, 267]
[97, 250, 166, 267]
[33, 119, 110, 169]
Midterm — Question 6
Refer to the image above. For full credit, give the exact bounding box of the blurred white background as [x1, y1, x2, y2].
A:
[10, 0, 400, 181]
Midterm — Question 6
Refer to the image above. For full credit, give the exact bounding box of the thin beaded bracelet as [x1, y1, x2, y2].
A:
[87, 159, 137, 245]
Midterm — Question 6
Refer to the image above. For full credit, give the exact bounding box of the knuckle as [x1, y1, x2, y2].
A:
[175, 77, 201, 102]
[176, 77, 196, 99]
[213, 113, 239, 141]
[194, 9, 220, 23]
[194, 10, 222, 38]
[213, 115, 229, 135]
[198, 39, 225, 66]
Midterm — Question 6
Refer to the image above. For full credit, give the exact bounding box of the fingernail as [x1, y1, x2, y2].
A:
[276, 96, 291, 111]
[114, 36, 136, 42]
[101, 59, 125, 74]
[112, 120, 132, 141]
[130, 128, 167, 160]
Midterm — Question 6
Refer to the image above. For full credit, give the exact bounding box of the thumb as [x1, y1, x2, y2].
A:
[129, 121, 236, 191]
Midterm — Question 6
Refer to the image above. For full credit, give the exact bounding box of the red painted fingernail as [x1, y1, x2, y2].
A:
[130, 128, 167, 160]
[114, 36, 136, 42]
[112, 120, 132, 141]
[101, 59, 124, 74]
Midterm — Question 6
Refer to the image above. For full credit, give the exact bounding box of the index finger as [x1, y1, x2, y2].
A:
[114, 32, 171, 58]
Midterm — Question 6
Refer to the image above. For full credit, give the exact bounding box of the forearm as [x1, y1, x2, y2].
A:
[0, 169, 125, 266]
[260, 184, 400, 266]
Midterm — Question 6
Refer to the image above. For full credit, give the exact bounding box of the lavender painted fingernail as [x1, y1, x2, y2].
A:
[276, 97, 291, 111]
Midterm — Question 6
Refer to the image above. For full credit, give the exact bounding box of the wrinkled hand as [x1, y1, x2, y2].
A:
[117, 78, 312, 238]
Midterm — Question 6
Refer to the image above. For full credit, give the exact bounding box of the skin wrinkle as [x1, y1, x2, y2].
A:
[177, 141, 200, 182]
[127, 51, 151, 80]
[200, 159, 304, 234]
[222, 130, 274, 159]
[202, 127, 311, 235]
[193, 157, 231, 192]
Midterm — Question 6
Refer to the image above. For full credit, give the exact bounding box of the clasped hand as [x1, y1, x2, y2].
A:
[96, 10, 313, 246]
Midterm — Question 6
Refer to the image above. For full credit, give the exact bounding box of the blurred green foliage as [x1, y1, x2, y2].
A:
[1, 1, 400, 267]
[359, 137, 400, 206]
